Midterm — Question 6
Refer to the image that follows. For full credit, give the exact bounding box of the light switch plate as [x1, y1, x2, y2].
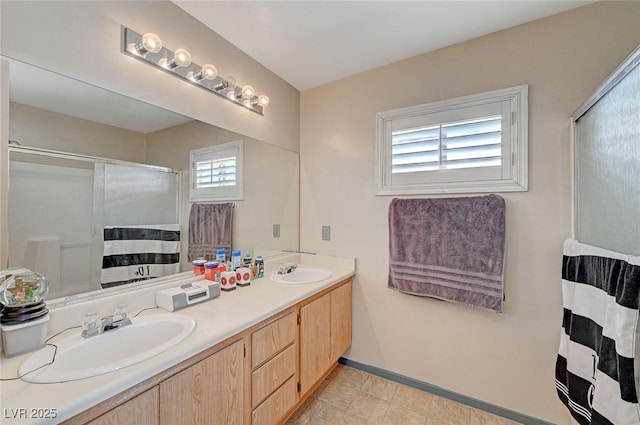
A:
[273, 224, 280, 238]
[322, 225, 331, 241]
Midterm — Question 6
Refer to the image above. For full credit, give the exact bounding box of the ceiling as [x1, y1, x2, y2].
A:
[173, 0, 594, 91]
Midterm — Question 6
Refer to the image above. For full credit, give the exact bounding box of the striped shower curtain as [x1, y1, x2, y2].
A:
[556, 239, 640, 424]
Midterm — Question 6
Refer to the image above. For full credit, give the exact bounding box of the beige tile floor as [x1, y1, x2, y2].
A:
[285, 365, 523, 425]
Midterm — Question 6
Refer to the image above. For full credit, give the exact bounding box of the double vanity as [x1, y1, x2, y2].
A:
[0, 253, 355, 425]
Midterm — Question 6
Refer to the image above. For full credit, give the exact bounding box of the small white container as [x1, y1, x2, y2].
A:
[236, 267, 251, 287]
[219, 271, 237, 291]
[1, 315, 49, 358]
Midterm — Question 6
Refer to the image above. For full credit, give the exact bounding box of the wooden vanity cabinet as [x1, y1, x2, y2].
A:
[299, 292, 331, 395]
[330, 280, 352, 363]
[159, 339, 245, 425]
[85, 386, 159, 425]
[299, 280, 352, 397]
[250, 311, 298, 425]
[69, 278, 352, 425]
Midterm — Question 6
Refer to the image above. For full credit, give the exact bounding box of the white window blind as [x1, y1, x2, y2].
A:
[376, 85, 528, 195]
[190, 140, 243, 202]
[195, 156, 237, 188]
[391, 115, 502, 174]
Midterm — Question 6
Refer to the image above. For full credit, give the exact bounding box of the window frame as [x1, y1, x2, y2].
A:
[189, 140, 244, 202]
[375, 85, 528, 195]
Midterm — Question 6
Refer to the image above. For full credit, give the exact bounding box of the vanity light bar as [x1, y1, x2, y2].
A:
[121, 26, 269, 115]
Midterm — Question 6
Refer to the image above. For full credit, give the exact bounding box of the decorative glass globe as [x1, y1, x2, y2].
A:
[0, 270, 49, 307]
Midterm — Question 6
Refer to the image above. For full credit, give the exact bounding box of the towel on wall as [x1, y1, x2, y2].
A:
[188, 202, 234, 262]
[556, 239, 640, 425]
[100, 224, 180, 288]
[387, 195, 506, 313]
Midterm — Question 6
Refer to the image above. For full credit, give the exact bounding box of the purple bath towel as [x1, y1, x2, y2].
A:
[388, 195, 506, 313]
[188, 203, 234, 261]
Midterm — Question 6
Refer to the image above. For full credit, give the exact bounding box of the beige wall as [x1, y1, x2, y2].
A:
[0, 1, 300, 152]
[299, 2, 640, 423]
[9, 103, 147, 161]
[146, 121, 299, 269]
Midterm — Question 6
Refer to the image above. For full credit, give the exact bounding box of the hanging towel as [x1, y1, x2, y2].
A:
[100, 224, 180, 288]
[188, 203, 234, 262]
[556, 239, 640, 425]
[387, 195, 505, 313]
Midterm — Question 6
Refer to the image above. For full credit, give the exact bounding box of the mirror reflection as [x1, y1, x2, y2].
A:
[5, 58, 299, 301]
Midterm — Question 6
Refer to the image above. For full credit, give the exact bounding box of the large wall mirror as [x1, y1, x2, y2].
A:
[3, 57, 299, 303]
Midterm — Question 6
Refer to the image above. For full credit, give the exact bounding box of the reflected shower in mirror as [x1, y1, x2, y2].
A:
[9, 149, 180, 298]
[4, 58, 299, 302]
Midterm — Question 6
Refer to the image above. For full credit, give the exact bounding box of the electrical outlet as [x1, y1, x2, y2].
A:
[322, 225, 331, 241]
[273, 224, 280, 238]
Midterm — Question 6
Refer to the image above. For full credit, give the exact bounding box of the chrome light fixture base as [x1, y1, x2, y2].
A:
[121, 26, 265, 115]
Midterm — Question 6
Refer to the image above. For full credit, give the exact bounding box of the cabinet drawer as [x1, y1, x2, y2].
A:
[252, 311, 296, 368]
[252, 343, 296, 408]
[252, 376, 297, 425]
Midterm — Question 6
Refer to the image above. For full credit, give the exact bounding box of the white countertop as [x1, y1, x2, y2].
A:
[0, 254, 355, 424]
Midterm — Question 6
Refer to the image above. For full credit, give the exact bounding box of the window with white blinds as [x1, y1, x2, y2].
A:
[376, 85, 528, 195]
[391, 115, 502, 174]
[189, 140, 243, 202]
[195, 156, 236, 188]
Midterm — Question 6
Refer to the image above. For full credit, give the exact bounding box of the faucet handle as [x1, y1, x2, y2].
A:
[81, 312, 101, 338]
[113, 304, 128, 322]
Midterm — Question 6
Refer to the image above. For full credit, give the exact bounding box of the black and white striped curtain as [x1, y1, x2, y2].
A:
[100, 224, 180, 288]
[556, 239, 640, 424]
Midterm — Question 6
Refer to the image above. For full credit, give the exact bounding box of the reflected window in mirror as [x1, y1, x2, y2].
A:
[190, 140, 244, 202]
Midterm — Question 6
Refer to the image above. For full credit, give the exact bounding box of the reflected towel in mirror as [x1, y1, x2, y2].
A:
[188, 203, 234, 262]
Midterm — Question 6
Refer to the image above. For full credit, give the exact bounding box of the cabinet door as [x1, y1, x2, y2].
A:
[299, 293, 331, 395]
[159, 340, 244, 425]
[330, 281, 352, 362]
[87, 387, 159, 425]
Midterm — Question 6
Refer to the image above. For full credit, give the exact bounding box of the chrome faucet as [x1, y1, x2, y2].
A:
[81, 305, 132, 338]
[277, 263, 298, 275]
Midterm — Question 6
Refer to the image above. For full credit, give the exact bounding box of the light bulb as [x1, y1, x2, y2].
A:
[225, 76, 237, 88]
[201, 64, 217, 80]
[227, 88, 240, 100]
[187, 64, 218, 82]
[141, 33, 162, 54]
[242, 85, 255, 99]
[257, 95, 270, 107]
[158, 48, 192, 69]
[174, 49, 192, 67]
[128, 32, 162, 56]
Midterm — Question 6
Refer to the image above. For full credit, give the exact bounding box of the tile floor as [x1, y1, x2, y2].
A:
[284, 365, 523, 425]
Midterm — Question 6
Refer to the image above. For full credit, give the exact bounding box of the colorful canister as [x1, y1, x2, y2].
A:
[193, 259, 207, 276]
[255, 256, 264, 278]
[220, 271, 237, 291]
[204, 261, 218, 281]
[236, 267, 251, 287]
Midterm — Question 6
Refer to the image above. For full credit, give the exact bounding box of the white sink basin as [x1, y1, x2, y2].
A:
[19, 313, 196, 383]
[271, 267, 331, 284]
